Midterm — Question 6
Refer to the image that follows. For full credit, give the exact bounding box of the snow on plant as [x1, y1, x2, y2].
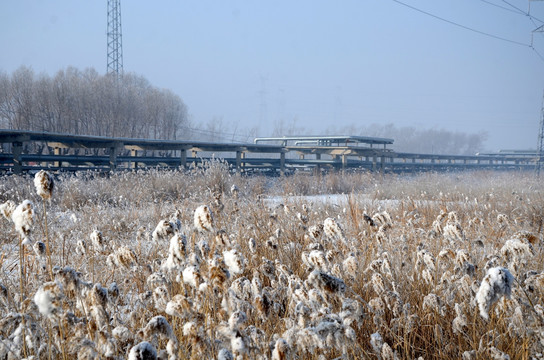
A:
[34, 170, 54, 200]
[34, 281, 64, 318]
[307, 223, 324, 241]
[90, 229, 105, 252]
[182, 265, 201, 289]
[0, 199, 16, 220]
[272, 338, 290, 360]
[152, 219, 175, 242]
[162, 233, 187, 272]
[323, 217, 346, 244]
[500, 238, 535, 261]
[194, 204, 213, 232]
[0, 171, 542, 359]
[128, 341, 157, 360]
[12, 199, 34, 239]
[307, 269, 346, 295]
[107, 246, 138, 269]
[476, 267, 514, 320]
[372, 210, 392, 229]
[223, 248, 246, 275]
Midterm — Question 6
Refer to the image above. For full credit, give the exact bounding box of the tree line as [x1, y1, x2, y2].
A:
[0, 66, 190, 140]
[323, 123, 488, 155]
[0, 66, 488, 155]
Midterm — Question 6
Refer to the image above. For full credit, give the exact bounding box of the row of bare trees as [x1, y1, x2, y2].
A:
[0, 66, 487, 155]
[0, 66, 190, 140]
[320, 123, 488, 155]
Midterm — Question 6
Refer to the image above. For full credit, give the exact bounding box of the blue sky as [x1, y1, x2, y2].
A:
[2, 0, 544, 151]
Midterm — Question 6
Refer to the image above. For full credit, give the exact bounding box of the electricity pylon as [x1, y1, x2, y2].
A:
[532, 1, 544, 176]
[107, 0, 123, 77]
[537, 91, 544, 176]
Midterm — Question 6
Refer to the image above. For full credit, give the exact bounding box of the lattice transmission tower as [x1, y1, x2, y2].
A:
[107, 0, 123, 76]
[537, 91, 544, 176]
[531, 0, 544, 175]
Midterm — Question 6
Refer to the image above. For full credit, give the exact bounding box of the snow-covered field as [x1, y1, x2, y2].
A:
[0, 163, 542, 359]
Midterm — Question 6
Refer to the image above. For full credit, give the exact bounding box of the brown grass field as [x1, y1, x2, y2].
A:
[0, 161, 543, 359]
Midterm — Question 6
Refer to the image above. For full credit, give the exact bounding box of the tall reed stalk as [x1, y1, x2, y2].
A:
[42, 199, 53, 280]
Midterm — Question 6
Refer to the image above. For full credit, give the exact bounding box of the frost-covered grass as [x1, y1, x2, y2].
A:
[0, 163, 543, 359]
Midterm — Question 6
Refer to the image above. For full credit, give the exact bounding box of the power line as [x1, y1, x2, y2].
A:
[391, 0, 531, 47]
[531, 19, 544, 45]
[479, 0, 522, 14]
[480, 0, 544, 24]
[500, 0, 529, 15]
[531, 22, 544, 62]
[532, 45, 544, 62]
[182, 125, 253, 143]
[500, 0, 544, 23]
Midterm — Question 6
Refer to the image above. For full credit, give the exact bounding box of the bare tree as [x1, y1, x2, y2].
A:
[325, 122, 487, 155]
[1, 66, 190, 141]
[0, 71, 12, 128]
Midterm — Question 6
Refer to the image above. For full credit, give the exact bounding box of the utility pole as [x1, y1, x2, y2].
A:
[107, 0, 123, 77]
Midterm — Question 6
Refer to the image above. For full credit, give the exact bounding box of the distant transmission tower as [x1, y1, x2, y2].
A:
[537, 91, 544, 176]
[258, 76, 268, 134]
[532, 1, 544, 176]
[107, 0, 123, 76]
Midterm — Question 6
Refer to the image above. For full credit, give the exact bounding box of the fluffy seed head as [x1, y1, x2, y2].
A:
[323, 217, 345, 243]
[228, 310, 247, 330]
[90, 230, 105, 251]
[343, 253, 358, 278]
[12, 200, 34, 238]
[34, 281, 63, 318]
[107, 246, 137, 269]
[152, 220, 174, 242]
[194, 204, 213, 232]
[452, 303, 468, 335]
[215, 230, 232, 249]
[166, 294, 193, 318]
[223, 248, 246, 275]
[0, 200, 16, 220]
[302, 250, 329, 272]
[218, 348, 234, 360]
[76, 239, 87, 255]
[307, 270, 346, 294]
[128, 341, 157, 360]
[443, 222, 464, 241]
[182, 265, 201, 288]
[500, 238, 535, 260]
[476, 267, 514, 320]
[372, 211, 392, 229]
[272, 338, 290, 360]
[182, 321, 198, 337]
[33, 241, 46, 257]
[248, 237, 257, 253]
[208, 257, 230, 289]
[371, 272, 386, 294]
[231, 335, 247, 355]
[513, 230, 539, 245]
[169, 234, 186, 261]
[307, 224, 324, 240]
[90, 283, 109, 308]
[34, 170, 54, 200]
[141, 315, 174, 341]
[370, 332, 384, 355]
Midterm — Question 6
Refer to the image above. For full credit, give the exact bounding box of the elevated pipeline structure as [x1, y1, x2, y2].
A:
[0, 130, 536, 174]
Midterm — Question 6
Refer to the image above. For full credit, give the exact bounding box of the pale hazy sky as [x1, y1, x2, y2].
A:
[2, 0, 544, 151]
